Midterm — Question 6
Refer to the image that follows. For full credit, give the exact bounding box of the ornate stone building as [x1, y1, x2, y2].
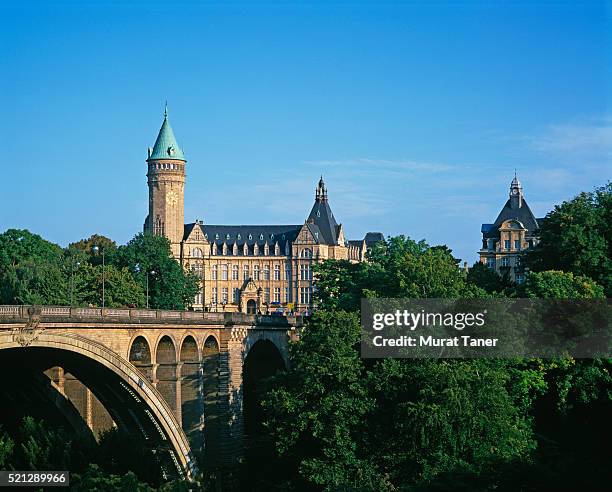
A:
[479, 175, 543, 283]
[144, 110, 383, 313]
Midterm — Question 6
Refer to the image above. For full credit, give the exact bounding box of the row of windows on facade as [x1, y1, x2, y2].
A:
[486, 256, 522, 268]
[195, 286, 312, 305]
[486, 239, 524, 251]
[189, 243, 313, 258]
[152, 163, 181, 170]
[192, 231, 314, 244]
[191, 263, 312, 281]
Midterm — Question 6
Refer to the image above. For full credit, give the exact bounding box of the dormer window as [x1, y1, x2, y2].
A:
[215, 233, 219, 240]
[270, 234, 274, 240]
[314, 232, 319, 240]
[260, 234, 264, 240]
[226, 234, 231, 240]
[237, 234, 241, 240]
[248, 234, 253, 240]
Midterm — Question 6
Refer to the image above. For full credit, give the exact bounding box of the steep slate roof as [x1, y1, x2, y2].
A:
[483, 198, 542, 239]
[184, 223, 301, 247]
[364, 232, 385, 246]
[307, 198, 339, 245]
[148, 111, 185, 161]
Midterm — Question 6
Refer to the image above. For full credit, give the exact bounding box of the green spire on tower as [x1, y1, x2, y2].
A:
[147, 104, 185, 161]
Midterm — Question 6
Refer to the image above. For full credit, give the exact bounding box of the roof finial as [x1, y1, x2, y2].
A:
[164, 101, 168, 119]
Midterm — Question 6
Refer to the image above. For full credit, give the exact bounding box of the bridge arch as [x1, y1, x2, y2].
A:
[179, 333, 200, 361]
[0, 331, 197, 480]
[129, 335, 153, 382]
[154, 333, 179, 363]
[243, 339, 286, 437]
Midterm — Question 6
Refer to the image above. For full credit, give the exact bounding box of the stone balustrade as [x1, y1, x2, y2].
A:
[0, 305, 304, 328]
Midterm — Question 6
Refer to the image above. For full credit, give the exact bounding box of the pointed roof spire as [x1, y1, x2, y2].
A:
[147, 103, 185, 161]
[316, 175, 327, 201]
[510, 170, 522, 190]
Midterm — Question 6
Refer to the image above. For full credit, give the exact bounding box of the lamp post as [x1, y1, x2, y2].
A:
[147, 270, 156, 309]
[92, 245, 105, 308]
[70, 260, 80, 306]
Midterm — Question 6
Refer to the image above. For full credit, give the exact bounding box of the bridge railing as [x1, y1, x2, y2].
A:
[0, 305, 304, 327]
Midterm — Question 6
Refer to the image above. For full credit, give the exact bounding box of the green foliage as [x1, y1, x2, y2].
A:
[466, 261, 510, 294]
[313, 237, 489, 313]
[0, 229, 196, 309]
[68, 234, 118, 266]
[520, 270, 605, 299]
[0, 229, 69, 305]
[258, 232, 611, 491]
[0, 428, 14, 468]
[263, 311, 379, 490]
[114, 233, 199, 310]
[262, 311, 542, 491]
[526, 182, 612, 295]
[75, 262, 146, 308]
[71, 464, 156, 492]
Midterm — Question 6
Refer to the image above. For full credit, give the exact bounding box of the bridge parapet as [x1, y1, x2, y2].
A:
[0, 305, 304, 329]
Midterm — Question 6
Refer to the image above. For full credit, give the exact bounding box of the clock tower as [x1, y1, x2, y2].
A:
[144, 105, 186, 257]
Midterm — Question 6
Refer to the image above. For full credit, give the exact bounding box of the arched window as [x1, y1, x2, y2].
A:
[192, 248, 203, 258]
[300, 248, 312, 259]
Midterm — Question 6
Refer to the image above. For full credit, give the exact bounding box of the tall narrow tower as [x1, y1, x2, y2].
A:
[144, 106, 186, 257]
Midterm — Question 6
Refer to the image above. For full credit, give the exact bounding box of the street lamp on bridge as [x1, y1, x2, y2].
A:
[92, 245, 105, 308]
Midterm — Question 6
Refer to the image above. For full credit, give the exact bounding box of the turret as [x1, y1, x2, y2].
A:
[509, 172, 523, 209]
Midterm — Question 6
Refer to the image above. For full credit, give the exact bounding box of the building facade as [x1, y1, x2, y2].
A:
[144, 110, 383, 313]
[479, 175, 543, 283]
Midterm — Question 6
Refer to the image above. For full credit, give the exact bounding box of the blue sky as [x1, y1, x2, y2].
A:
[1, 1, 610, 263]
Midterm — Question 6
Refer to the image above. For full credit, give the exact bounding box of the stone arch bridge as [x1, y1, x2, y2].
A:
[0, 305, 302, 480]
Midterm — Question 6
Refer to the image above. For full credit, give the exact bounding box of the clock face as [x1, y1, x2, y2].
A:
[167, 190, 178, 206]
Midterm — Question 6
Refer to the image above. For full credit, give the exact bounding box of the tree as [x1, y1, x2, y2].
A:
[75, 263, 146, 308]
[526, 183, 611, 295]
[68, 234, 118, 267]
[466, 261, 509, 294]
[0, 229, 68, 305]
[262, 311, 381, 491]
[113, 233, 199, 310]
[519, 270, 605, 299]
